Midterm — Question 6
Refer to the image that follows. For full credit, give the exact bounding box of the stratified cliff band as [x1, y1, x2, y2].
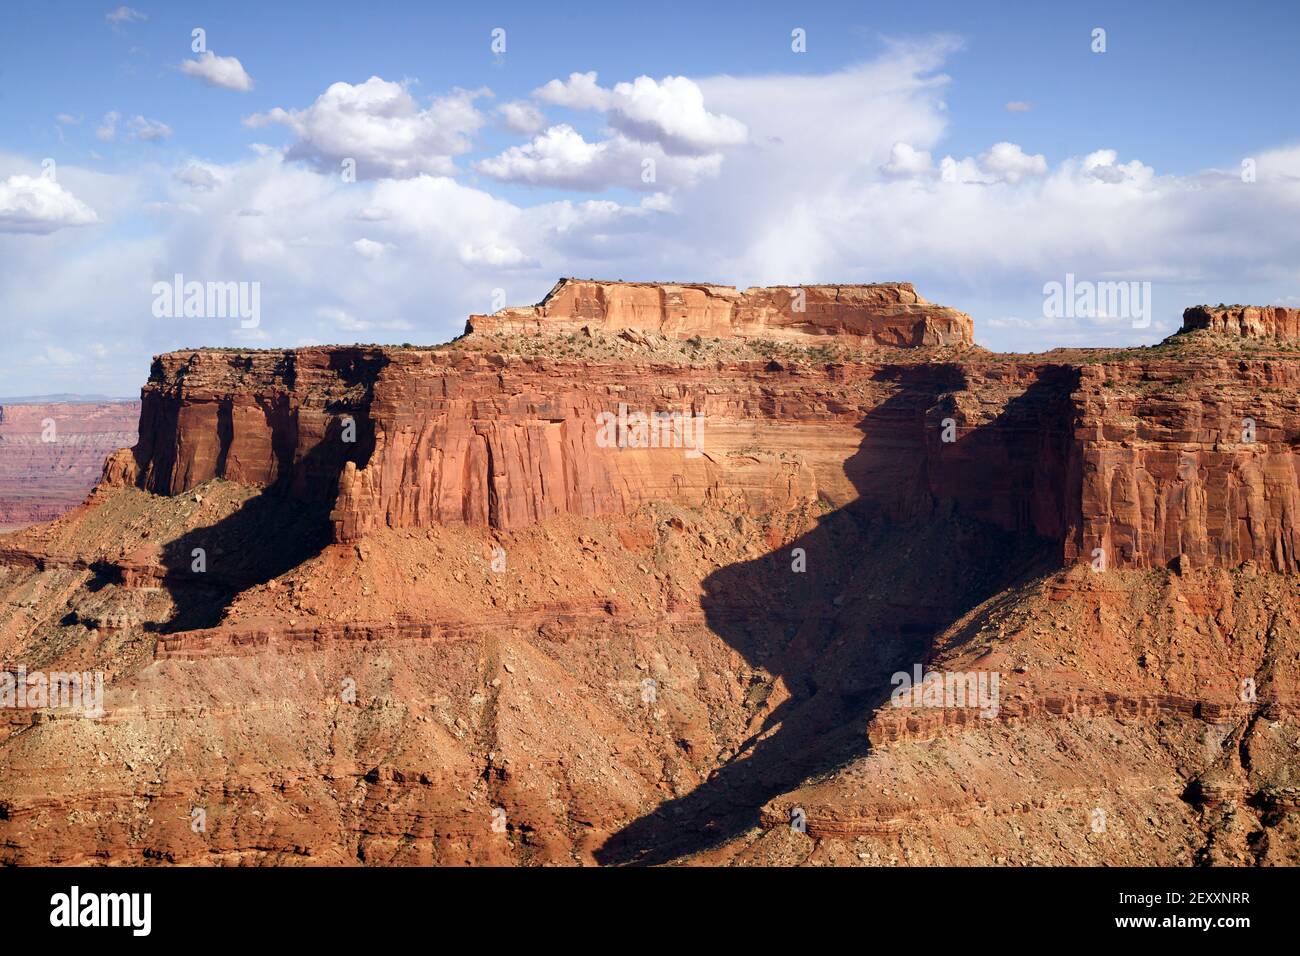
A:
[0, 282, 1296, 866]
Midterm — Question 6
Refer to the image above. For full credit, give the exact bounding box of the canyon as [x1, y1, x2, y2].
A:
[0, 279, 1296, 866]
[0, 400, 138, 531]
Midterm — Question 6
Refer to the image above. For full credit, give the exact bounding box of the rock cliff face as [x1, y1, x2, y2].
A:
[0, 401, 138, 529]
[1068, 360, 1300, 573]
[107, 348, 384, 501]
[1, 284, 1298, 867]
[102, 336, 1300, 575]
[467, 278, 975, 348]
[1182, 304, 1300, 340]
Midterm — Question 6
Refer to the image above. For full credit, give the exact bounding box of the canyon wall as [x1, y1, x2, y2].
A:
[1068, 360, 1300, 572]
[0, 401, 138, 529]
[104, 347, 1079, 550]
[105, 348, 386, 502]
[100, 290, 1300, 575]
[3, 286, 1299, 867]
[1182, 304, 1300, 340]
[467, 278, 975, 348]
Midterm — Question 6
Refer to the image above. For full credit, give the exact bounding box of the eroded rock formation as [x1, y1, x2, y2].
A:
[1182, 304, 1300, 340]
[1, 283, 1297, 867]
[467, 278, 975, 348]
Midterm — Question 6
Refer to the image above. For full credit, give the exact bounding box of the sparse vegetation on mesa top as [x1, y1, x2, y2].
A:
[163, 320, 1300, 369]
[442, 328, 939, 367]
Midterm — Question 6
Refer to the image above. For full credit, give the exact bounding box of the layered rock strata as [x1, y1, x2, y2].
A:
[0, 401, 138, 529]
[467, 278, 975, 348]
[1182, 305, 1300, 341]
[1, 283, 1297, 867]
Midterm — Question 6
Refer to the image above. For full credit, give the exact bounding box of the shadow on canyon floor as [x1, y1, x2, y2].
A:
[134, 366, 387, 633]
[146, 489, 334, 633]
[143, 420, 366, 633]
[596, 365, 1075, 865]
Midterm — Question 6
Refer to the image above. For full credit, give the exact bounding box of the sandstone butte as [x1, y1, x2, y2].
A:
[0, 278, 1296, 867]
[466, 278, 975, 348]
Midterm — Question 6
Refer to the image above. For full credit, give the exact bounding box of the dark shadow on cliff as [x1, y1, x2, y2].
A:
[145, 490, 334, 633]
[130, 349, 389, 633]
[595, 364, 1079, 865]
[145, 396, 378, 634]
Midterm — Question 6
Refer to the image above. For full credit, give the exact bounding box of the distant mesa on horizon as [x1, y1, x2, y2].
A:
[0, 394, 137, 405]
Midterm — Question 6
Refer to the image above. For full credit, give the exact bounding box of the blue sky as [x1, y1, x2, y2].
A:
[3, 0, 1300, 395]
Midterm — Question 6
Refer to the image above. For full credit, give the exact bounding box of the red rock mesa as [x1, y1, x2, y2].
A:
[468, 278, 974, 348]
[0, 283, 1296, 867]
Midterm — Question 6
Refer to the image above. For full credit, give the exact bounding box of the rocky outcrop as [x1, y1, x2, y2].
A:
[1182, 304, 1300, 341]
[2, 283, 1299, 868]
[1067, 360, 1300, 572]
[0, 401, 138, 529]
[104, 348, 385, 501]
[467, 278, 975, 348]
[98, 290, 1300, 575]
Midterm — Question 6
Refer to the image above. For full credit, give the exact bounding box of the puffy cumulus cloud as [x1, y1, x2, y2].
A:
[458, 240, 536, 269]
[175, 163, 220, 191]
[606, 75, 747, 155]
[180, 51, 255, 92]
[0, 148, 678, 393]
[880, 142, 933, 177]
[0, 174, 99, 233]
[475, 124, 721, 191]
[978, 142, 1047, 183]
[534, 71, 610, 111]
[1079, 149, 1154, 185]
[882, 141, 1046, 185]
[534, 71, 746, 155]
[245, 77, 487, 179]
[496, 100, 547, 135]
[8, 40, 1300, 395]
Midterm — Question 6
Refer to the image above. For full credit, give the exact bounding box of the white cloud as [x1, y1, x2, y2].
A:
[105, 6, 146, 26]
[95, 111, 119, 141]
[1004, 101, 1032, 112]
[497, 100, 547, 135]
[55, 113, 82, 126]
[246, 76, 486, 179]
[880, 142, 933, 177]
[476, 124, 722, 191]
[180, 51, 255, 92]
[458, 240, 536, 268]
[640, 192, 673, 213]
[7, 41, 1300, 396]
[535, 71, 610, 110]
[316, 305, 413, 333]
[1080, 149, 1154, 185]
[0, 174, 99, 234]
[128, 115, 172, 141]
[352, 237, 390, 259]
[884, 140, 1047, 185]
[533, 71, 747, 155]
[40, 344, 81, 365]
[978, 141, 1047, 183]
[175, 163, 220, 190]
